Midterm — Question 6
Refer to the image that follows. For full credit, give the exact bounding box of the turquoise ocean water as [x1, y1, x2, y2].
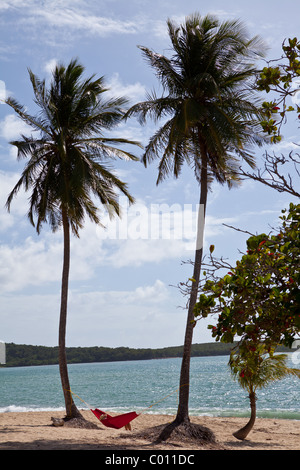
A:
[0, 356, 299, 419]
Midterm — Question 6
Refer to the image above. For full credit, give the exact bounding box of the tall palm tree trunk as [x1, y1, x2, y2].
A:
[233, 391, 257, 440]
[176, 149, 208, 424]
[59, 209, 82, 419]
[157, 155, 209, 443]
[158, 152, 208, 444]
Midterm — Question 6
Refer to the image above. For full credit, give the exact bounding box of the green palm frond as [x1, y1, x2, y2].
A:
[229, 350, 300, 394]
[6, 58, 140, 236]
[127, 13, 266, 187]
[256, 354, 300, 387]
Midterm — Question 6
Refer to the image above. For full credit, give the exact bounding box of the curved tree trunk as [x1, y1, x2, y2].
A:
[176, 228, 204, 424]
[233, 391, 257, 440]
[157, 147, 209, 443]
[59, 210, 83, 419]
[176, 144, 208, 424]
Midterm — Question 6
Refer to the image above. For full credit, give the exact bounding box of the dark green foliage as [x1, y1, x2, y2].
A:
[257, 37, 300, 141]
[5, 59, 140, 236]
[127, 13, 265, 187]
[2, 341, 265, 367]
[195, 203, 300, 349]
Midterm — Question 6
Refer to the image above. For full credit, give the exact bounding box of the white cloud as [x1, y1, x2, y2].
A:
[106, 239, 187, 268]
[43, 11, 136, 36]
[1, 292, 60, 346]
[96, 198, 201, 267]
[0, 218, 109, 294]
[0, 0, 166, 43]
[96, 198, 238, 267]
[106, 73, 146, 104]
[60, 279, 185, 348]
[68, 280, 178, 347]
[0, 0, 22, 11]
[0, 80, 6, 102]
[21, 3, 142, 38]
[0, 170, 30, 230]
[290, 78, 300, 106]
[0, 114, 31, 141]
[0, 236, 62, 293]
[43, 58, 58, 76]
[0, 188, 237, 294]
[72, 279, 169, 309]
[0, 278, 186, 348]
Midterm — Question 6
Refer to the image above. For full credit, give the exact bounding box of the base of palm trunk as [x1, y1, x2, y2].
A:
[233, 392, 256, 440]
[156, 416, 215, 444]
[51, 415, 99, 429]
[232, 420, 255, 440]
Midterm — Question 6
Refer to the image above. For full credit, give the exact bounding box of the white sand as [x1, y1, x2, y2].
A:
[0, 410, 299, 450]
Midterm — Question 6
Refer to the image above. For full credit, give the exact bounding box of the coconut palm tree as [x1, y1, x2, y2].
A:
[229, 348, 300, 440]
[126, 13, 265, 440]
[5, 59, 140, 422]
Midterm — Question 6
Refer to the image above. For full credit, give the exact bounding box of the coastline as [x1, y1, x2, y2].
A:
[0, 410, 299, 450]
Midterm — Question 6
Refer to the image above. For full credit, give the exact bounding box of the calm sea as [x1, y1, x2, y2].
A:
[0, 356, 299, 419]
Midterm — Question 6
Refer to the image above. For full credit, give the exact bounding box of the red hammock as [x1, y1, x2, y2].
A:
[91, 408, 139, 429]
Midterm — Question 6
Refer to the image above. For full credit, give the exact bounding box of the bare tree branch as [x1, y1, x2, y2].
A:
[222, 223, 256, 237]
[239, 151, 300, 198]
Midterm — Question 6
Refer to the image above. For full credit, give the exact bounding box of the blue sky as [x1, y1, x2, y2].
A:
[0, 0, 299, 349]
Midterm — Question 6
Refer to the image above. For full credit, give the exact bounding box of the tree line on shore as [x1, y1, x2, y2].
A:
[3, 342, 291, 368]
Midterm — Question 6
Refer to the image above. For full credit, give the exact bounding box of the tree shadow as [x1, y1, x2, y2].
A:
[0, 439, 146, 450]
[223, 438, 283, 450]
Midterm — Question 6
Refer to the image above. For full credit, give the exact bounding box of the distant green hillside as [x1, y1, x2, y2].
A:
[4, 342, 238, 367]
[3, 342, 291, 367]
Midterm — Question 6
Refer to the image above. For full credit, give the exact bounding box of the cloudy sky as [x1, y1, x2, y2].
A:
[0, 0, 299, 349]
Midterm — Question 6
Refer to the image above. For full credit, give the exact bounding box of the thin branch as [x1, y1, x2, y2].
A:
[239, 151, 300, 198]
[222, 223, 255, 237]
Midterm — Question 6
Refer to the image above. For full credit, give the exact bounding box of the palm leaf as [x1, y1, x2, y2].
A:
[5, 58, 140, 235]
[127, 13, 265, 187]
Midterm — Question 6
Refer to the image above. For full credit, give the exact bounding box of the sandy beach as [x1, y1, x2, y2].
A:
[0, 409, 299, 451]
